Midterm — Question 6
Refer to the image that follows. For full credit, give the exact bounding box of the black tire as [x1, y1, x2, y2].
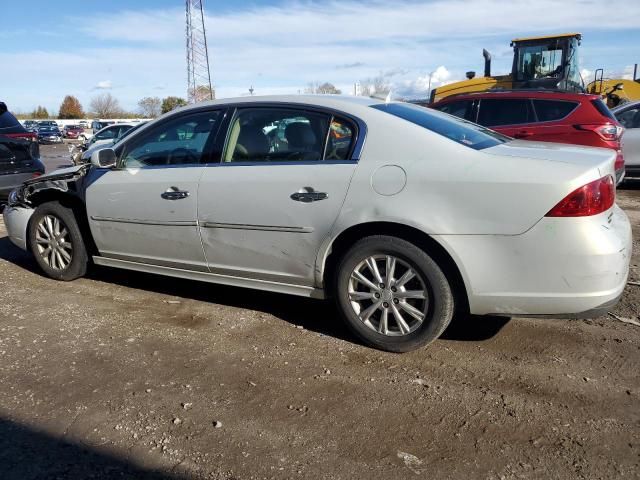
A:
[28, 201, 88, 281]
[335, 235, 454, 352]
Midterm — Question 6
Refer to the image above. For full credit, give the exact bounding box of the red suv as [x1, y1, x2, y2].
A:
[428, 91, 625, 182]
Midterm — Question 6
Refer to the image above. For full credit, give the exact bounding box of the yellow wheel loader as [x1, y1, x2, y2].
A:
[429, 33, 639, 108]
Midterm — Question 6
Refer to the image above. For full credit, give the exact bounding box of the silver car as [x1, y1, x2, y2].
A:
[612, 101, 640, 179]
[2, 96, 632, 352]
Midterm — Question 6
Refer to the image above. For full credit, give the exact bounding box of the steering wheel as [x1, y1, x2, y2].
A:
[167, 147, 197, 165]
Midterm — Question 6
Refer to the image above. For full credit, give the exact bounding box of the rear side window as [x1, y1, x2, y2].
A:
[477, 99, 534, 126]
[616, 107, 640, 128]
[591, 99, 617, 121]
[532, 100, 578, 122]
[0, 111, 26, 134]
[433, 100, 474, 121]
[371, 103, 509, 150]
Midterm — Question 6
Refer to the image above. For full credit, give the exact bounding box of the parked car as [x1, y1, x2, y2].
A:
[3, 96, 631, 352]
[37, 120, 59, 129]
[91, 120, 115, 131]
[612, 101, 640, 179]
[23, 120, 39, 132]
[63, 124, 84, 139]
[428, 91, 626, 183]
[0, 103, 38, 143]
[85, 123, 135, 150]
[77, 122, 147, 164]
[37, 126, 63, 144]
[78, 120, 89, 129]
[0, 103, 44, 200]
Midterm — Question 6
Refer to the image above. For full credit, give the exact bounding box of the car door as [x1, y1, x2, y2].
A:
[197, 106, 360, 287]
[616, 105, 640, 168]
[86, 109, 223, 270]
[476, 98, 535, 138]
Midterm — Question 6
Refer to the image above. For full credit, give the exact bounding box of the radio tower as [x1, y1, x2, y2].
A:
[185, 0, 214, 103]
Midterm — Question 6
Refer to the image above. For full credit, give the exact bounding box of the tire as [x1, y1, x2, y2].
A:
[28, 201, 88, 281]
[335, 235, 454, 352]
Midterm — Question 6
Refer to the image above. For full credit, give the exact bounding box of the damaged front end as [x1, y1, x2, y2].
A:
[8, 164, 91, 208]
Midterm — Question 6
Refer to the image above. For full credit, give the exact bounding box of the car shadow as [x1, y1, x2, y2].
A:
[0, 236, 509, 346]
[0, 417, 189, 480]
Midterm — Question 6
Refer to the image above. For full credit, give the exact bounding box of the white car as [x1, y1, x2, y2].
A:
[83, 123, 135, 149]
[3, 96, 632, 352]
[612, 101, 640, 179]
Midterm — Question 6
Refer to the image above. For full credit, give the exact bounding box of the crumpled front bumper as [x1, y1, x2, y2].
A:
[3, 205, 34, 251]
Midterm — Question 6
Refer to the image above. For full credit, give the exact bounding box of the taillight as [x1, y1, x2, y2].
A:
[31, 172, 42, 179]
[573, 123, 624, 141]
[546, 175, 615, 217]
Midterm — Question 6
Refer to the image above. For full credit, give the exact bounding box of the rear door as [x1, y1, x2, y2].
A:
[197, 105, 359, 287]
[529, 99, 580, 143]
[476, 98, 535, 138]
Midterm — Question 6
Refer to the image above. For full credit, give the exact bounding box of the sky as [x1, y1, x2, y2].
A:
[1, 0, 639, 115]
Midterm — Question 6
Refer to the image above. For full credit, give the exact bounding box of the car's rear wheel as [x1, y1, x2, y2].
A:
[28, 201, 88, 281]
[335, 236, 454, 352]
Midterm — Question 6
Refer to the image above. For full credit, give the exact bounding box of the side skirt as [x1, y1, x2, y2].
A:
[92, 256, 326, 299]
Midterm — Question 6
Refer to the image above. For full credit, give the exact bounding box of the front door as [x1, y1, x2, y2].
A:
[197, 106, 359, 286]
[87, 109, 223, 270]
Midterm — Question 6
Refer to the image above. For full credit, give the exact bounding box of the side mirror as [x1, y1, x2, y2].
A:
[91, 148, 117, 169]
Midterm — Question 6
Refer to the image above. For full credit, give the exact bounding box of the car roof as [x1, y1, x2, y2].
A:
[432, 90, 600, 104]
[611, 100, 640, 113]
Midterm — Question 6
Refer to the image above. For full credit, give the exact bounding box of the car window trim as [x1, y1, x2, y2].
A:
[115, 107, 227, 169]
[212, 102, 365, 166]
[530, 98, 580, 125]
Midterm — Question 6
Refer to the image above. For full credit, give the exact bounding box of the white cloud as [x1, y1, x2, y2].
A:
[94, 80, 112, 90]
[4, 0, 640, 112]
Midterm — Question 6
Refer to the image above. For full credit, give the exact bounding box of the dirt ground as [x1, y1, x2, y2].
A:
[0, 146, 638, 479]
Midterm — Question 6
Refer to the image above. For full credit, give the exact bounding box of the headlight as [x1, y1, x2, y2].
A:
[8, 188, 18, 206]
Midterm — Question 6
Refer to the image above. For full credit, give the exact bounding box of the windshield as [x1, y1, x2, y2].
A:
[371, 103, 509, 150]
[516, 41, 564, 81]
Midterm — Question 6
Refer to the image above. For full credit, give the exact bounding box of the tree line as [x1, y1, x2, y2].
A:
[21, 93, 190, 120]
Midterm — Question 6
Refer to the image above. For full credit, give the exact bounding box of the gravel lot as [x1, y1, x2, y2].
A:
[0, 145, 638, 479]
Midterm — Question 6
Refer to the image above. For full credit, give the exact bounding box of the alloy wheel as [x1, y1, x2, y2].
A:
[347, 255, 429, 336]
[35, 214, 73, 270]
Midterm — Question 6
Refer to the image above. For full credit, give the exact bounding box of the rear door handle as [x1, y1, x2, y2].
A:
[161, 187, 190, 200]
[290, 188, 328, 203]
[513, 131, 534, 139]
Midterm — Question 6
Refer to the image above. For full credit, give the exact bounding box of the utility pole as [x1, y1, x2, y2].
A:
[185, 0, 214, 103]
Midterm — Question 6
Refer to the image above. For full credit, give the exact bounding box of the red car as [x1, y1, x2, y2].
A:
[63, 124, 84, 139]
[428, 90, 625, 182]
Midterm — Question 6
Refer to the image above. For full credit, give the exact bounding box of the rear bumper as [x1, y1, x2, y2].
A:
[436, 205, 632, 316]
[3, 205, 34, 251]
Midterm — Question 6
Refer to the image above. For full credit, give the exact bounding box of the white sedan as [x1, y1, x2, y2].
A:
[3, 96, 632, 352]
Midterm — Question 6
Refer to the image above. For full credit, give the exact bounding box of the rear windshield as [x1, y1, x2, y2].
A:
[372, 102, 509, 150]
[591, 99, 617, 121]
[0, 110, 26, 134]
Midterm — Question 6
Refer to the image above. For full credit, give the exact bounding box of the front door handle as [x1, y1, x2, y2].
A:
[161, 187, 190, 200]
[290, 188, 328, 203]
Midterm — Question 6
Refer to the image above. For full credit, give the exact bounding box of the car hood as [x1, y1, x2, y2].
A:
[24, 165, 87, 185]
[485, 140, 616, 171]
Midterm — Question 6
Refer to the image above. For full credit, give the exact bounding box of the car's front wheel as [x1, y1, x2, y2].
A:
[335, 236, 454, 352]
[28, 201, 88, 281]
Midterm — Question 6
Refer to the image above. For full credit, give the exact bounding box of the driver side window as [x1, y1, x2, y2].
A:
[121, 111, 221, 167]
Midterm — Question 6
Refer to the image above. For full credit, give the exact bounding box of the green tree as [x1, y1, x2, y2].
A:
[161, 96, 188, 114]
[31, 106, 50, 119]
[58, 95, 85, 119]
